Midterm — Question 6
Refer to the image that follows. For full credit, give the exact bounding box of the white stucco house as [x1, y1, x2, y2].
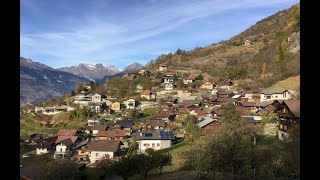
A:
[125, 99, 136, 109]
[92, 93, 102, 103]
[211, 88, 218, 95]
[163, 77, 174, 84]
[260, 88, 291, 102]
[183, 78, 193, 84]
[164, 83, 174, 90]
[87, 140, 123, 164]
[53, 136, 79, 159]
[88, 118, 106, 126]
[36, 141, 52, 155]
[74, 91, 92, 105]
[135, 84, 144, 93]
[136, 130, 175, 153]
[35, 105, 74, 115]
[54, 143, 68, 159]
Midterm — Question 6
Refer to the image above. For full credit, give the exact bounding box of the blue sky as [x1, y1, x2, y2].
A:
[21, 0, 299, 69]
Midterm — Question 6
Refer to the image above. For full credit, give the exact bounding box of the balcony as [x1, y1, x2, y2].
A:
[276, 112, 292, 118]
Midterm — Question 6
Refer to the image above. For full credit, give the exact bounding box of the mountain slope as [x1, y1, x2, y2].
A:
[58, 63, 121, 81]
[145, 3, 300, 89]
[103, 62, 144, 81]
[20, 57, 89, 106]
[270, 75, 300, 91]
[122, 62, 143, 74]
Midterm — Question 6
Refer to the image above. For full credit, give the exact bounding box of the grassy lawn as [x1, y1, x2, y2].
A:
[20, 144, 36, 155]
[270, 75, 300, 91]
[148, 141, 190, 176]
[20, 151, 55, 167]
[157, 141, 187, 154]
[257, 134, 278, 146]
[20, 113, 87, 140]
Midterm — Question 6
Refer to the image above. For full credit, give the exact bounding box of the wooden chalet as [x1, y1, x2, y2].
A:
[274, 100, 300, 140]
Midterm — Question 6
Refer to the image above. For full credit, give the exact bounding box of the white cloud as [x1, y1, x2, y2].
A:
[20, 0, 299, 68]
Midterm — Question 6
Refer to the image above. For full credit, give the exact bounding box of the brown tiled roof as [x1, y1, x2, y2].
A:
[56, 129, 77, 136]
[283, 100, 300, 117]
[87, 140, 122, 152]
[58, 138, 74, 147]
[159, 110, 174, 115]
[142, 90, 151, 95]
[260, 88, 288, 94]
[145, 120, 166, 127]
[91, 125, 109, 131]
[97, 130, 126, 137]
[211, 105, 222, 112]
[217, 98, 236, 102]
[182, 100, 201, 105]
[55, 136, 78, 144]
[36, 141, 53, 149]
[240, 102, 257, 107]
[193, 109, 207, 116]
[154, 113, 170, 118]
[161, 103, 173, 107]
[43, 136, 58, 143]
[178, 108, 189, 114]
[256, 100, 278, 107]
[235, 106, 246, 114]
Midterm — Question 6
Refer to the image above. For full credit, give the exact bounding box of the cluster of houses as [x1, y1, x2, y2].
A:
[26, 118, 179, 165]
[28, 120, 133, 164]
[23, 63, 300, 167]
[34, 105, 75, 115]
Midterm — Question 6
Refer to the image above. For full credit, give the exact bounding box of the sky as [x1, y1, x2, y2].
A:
[20, 0, 300, 69]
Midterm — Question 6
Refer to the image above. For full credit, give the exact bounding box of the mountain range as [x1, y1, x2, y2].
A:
[20, 3, 300, 105]
[58, 62, 143, 84]
[57, 63, 121, 81]
[20, 57, 90, 106]
[20, 58, 143, 105]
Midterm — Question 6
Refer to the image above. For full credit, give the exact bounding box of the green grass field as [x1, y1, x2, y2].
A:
[270, 75, 300, 91]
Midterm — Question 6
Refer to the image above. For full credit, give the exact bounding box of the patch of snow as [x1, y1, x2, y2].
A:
[86, 64, 96, 70]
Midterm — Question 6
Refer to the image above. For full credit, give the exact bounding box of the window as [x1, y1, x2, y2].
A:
[281, 133, 285, 137]
[266, 96, 271, 99]
[152, 143, 155, 147]
[284, 126, 287, 131]
[157, 143, 160, 147]
[275, 96, 278, 98]
[280, 124, 283, 129]
[96, 153, 99, 157]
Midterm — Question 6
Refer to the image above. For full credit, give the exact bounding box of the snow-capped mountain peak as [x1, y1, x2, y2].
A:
[58, 63, 122, 81]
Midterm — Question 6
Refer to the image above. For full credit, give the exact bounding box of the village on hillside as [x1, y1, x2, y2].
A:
[20, 62, 300, 179]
